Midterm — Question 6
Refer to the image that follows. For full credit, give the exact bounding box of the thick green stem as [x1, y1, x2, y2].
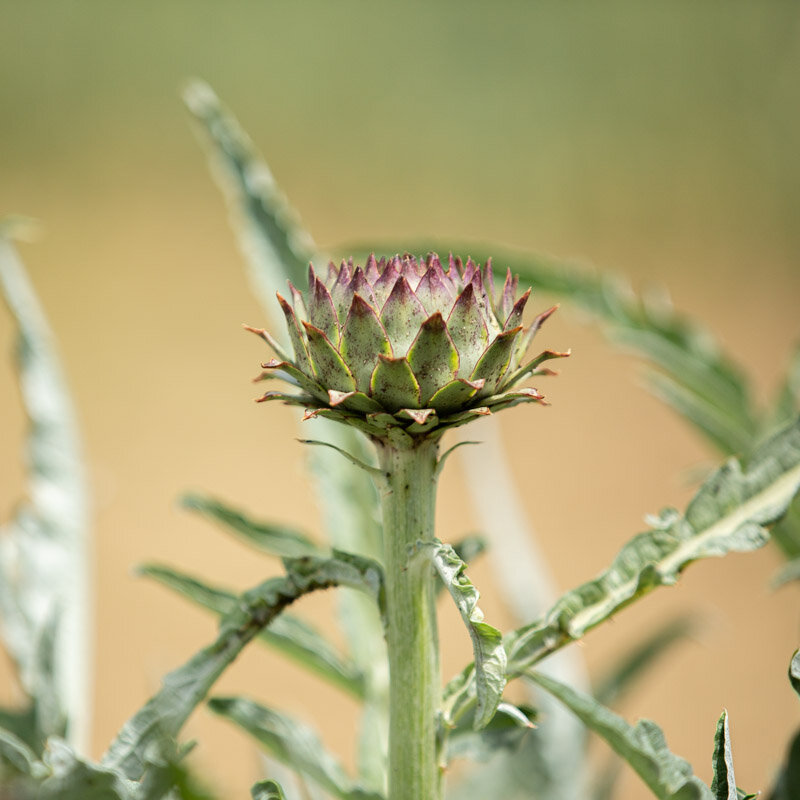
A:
[376, 437, 442, 800]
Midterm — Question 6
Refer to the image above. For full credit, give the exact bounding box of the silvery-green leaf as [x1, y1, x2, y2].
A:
[139, 563, 365, 698]
[180, 493, 321, 558]
[41, 739, 137, 800]
[183, 81, 312, 296]
[711, 711, 744, 800]
[530, 671, 713, 800]
[103, 553, 383, 781]
[505, 417, 800, 676]
[421, 540, 506, 729]
[0, 233, 90, 751]
[210, 697, 383, 800]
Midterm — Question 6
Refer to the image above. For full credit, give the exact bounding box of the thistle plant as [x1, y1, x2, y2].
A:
[248, 252, 566, 800]
[3, 84, 800, 800]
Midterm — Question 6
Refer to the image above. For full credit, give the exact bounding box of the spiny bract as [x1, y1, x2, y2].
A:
[249, 253, 567, 441]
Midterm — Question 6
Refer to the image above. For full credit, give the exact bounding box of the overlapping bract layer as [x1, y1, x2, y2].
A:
[251, 253, 567, 440]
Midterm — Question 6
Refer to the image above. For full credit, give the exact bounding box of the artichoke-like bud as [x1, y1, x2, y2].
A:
[250, 253, 567, 442]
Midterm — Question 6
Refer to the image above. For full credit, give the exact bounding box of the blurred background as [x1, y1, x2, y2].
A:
[1, 2, 800, 797]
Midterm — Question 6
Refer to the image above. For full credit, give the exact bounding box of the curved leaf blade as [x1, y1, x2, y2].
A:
[423, 540, 506, 729]
[139, 563, 365, 698]
[181, 493, 321, 558]
[505, 417, 800, 675]
[0, 233, 91, 750]
[186, 83, 388, 791]
[530, 671, 713, 800]
[210, 697, 382, 800]
[103, 553, 383, 780]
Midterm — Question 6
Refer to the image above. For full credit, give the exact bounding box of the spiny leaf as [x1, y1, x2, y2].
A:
[180, 493, 321, 558]
[504, 416, 800, 676]
[0, 233, 90, 750]
[530, 671, 713, 800]
[421, 540, 506, 729]
[103, 553, 383, 781]
[210, 697, 383, 800]
[139, 563, 365, 698]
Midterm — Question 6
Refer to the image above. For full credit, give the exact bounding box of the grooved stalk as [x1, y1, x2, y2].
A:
[376, 437, 442, 800]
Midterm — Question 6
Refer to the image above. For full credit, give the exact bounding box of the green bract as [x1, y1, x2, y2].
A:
[250, 253, 567, 440]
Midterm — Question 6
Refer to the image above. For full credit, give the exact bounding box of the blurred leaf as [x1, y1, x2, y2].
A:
[0, 704, 39, 754]
[139, 563, 365, 698]
[770, 497, 800, 562]
[504, 416, 800, 677]
[0, 232, 91, 750]
[772, 341, 800, 428]
[184, 81, 312, 297]
[586, 617, 694, 800]
[0, 726, 45, 779]
[768, 730, 800, 800]
[530, 671, 713, 800]
[210, 697, 383, 800]
[423, 540, 506, 729]
[595, 616, 694, 708]
[350, 242, 756, 455]
[39, 739, 136, 800]
[771, 556, 800, 588]
[103, 553, 383, 781]
[186, 81, 388, 791]
[591, 757, 624, 800]
[445, 702, 535, 764]
[252, 780, 287, 800]
[181, 493, 322, 558]
[766, 653, 800, 800]
[451, 534, 487, 566]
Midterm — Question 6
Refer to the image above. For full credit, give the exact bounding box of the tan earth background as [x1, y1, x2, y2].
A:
[2, 3, 800, 798]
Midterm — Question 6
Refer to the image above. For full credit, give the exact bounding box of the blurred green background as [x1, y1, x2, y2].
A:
[2, 2, 800, 798]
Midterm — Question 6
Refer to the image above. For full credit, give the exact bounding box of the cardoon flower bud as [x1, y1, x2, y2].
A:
[248, 253, 567, 441]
